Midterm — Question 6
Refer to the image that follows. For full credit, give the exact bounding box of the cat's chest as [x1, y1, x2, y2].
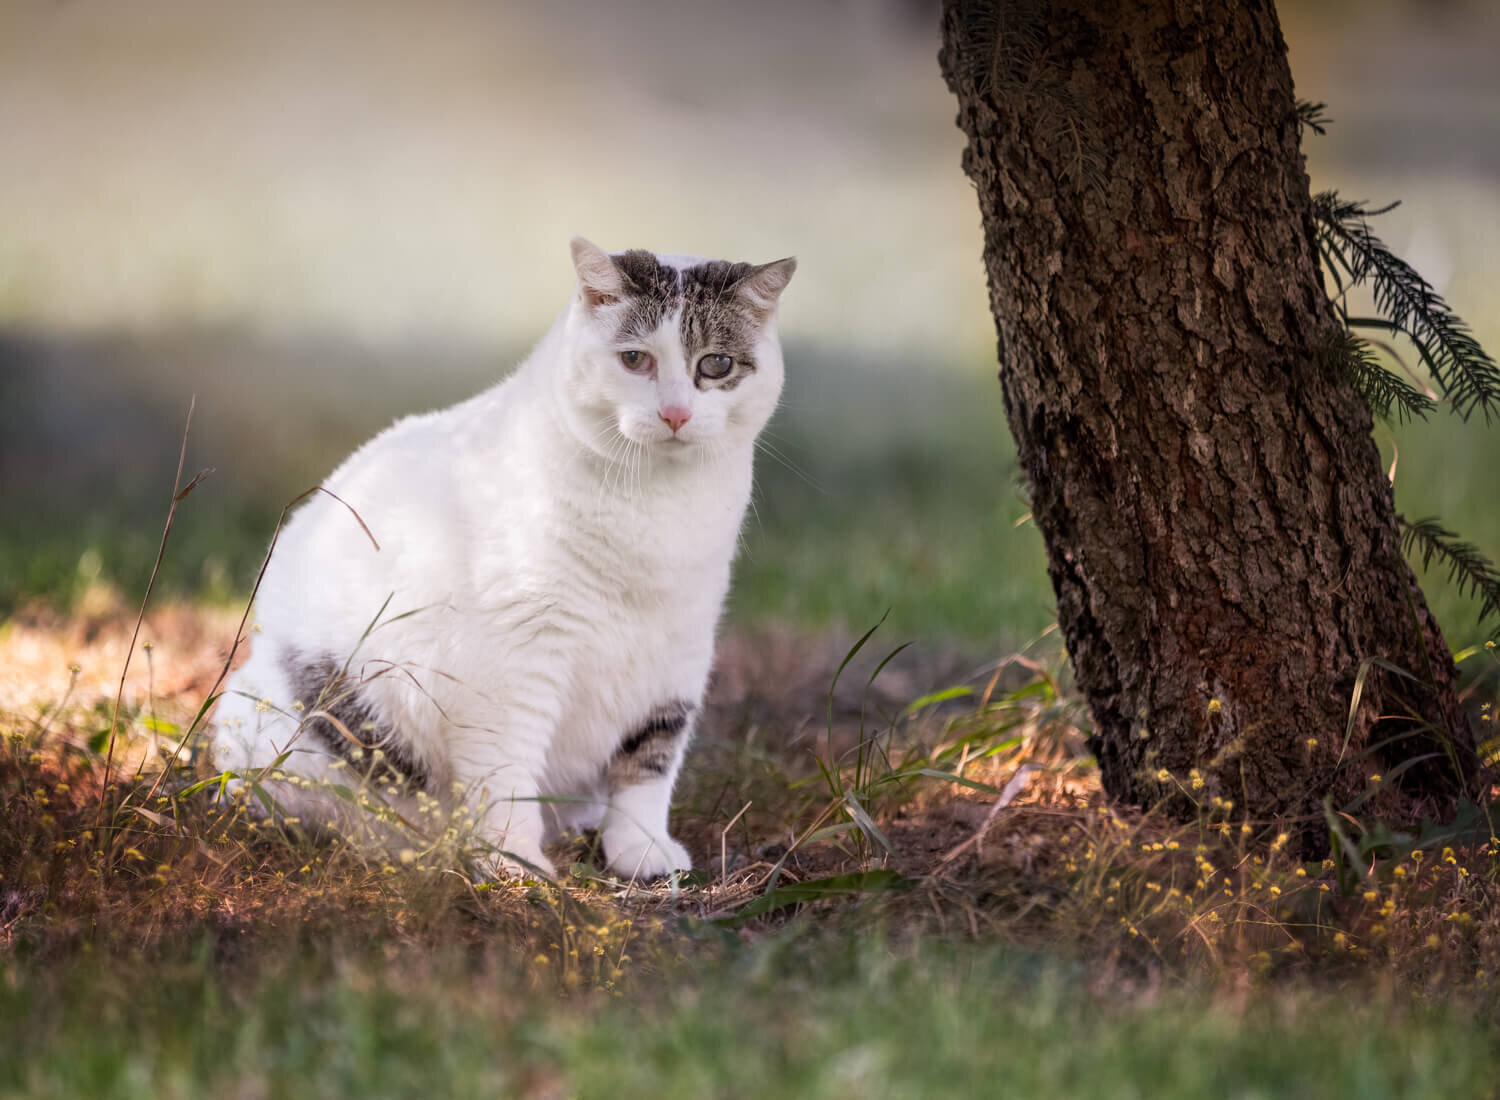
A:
[531, 467, 743, 585]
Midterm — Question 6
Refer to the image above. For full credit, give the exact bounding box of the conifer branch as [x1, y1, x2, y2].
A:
[1313, 192, 1500, 422]
[1316, 330, 1434, 423]
[1400, 516, 1500, 638]
[1295, 99, 1331, 138]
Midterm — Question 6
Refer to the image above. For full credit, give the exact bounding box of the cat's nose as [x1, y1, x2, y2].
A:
[659, 405, 692, 433]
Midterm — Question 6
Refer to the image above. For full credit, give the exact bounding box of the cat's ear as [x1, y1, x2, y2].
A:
[738, 257, 797, 319]
[570, 237, 625, 309]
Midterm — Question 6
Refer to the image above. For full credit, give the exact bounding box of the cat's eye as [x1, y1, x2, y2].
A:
[697, 354, 734, 380]
[618, 350, 655, 373]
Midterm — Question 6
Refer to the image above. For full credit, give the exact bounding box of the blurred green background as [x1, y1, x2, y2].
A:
[1, 0, 1496, 649]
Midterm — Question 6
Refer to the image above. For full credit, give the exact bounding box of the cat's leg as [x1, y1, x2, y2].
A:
[215, 657, 430, 852]
[544, 783, 608, 838]
[444, 701, 559, 880]
[600, 700, 695, 880]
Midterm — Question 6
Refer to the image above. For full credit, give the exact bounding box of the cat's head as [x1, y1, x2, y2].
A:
[558, 238, 795, 458]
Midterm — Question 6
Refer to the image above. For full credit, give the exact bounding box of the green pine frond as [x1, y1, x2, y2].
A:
[1316, 329, 1435, 423]
[1314, 191, 1500, 422]
[1400, 516, 1500, 638]
[1295, 100, 1331, 138]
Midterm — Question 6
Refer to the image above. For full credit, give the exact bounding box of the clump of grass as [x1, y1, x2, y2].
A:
[663, 620, 1500, 1001]
[0, 704, 689, 1004]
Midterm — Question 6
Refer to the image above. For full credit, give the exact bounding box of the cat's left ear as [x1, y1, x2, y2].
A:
[738, 257, 797, 319]
[570, 237, 625, 309]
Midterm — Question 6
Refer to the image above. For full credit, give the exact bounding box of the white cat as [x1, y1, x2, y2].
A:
[212, 238, 794, 880]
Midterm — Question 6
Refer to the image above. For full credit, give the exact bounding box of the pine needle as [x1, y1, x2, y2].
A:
[1316, 329, 1435, 423]
[1314, 192, 1500, 422]
[1400, 516, 1500, 638]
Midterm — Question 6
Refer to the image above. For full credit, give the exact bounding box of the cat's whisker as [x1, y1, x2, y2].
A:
[598, 429, 630, 505]
[754, 436, 824, 493]
[631, 438, 647, 500]
[744, 469, 764, 535]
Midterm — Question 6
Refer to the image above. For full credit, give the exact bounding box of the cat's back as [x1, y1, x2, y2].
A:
[252, 380, 522, 636]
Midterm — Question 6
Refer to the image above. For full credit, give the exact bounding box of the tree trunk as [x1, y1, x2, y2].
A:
[939, 0, 1477, 831]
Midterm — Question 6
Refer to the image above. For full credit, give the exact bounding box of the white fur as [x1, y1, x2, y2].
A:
[212, 242, 791, 880]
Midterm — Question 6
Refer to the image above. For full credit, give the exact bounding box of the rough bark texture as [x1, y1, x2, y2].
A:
[939, 0, 1477, 830]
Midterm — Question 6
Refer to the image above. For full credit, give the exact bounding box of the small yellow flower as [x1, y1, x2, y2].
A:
[1208, 699, 1222, 715]
[1369, 773, 1382, 783]
[1305, 738, 1318, 749]
[1156, 768, 1171, 782]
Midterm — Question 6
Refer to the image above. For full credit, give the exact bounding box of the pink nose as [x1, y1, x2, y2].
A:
[659, 405, 692, 433]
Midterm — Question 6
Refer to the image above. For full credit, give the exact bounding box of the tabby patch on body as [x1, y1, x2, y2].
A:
[212, 238, 795, 879]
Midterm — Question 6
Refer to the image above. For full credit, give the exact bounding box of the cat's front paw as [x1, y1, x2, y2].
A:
[603, 830, 691, 881]
[475, 839, 556, 882]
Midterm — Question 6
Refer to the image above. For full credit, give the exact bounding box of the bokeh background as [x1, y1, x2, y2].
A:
[2, 0, 1497, 649]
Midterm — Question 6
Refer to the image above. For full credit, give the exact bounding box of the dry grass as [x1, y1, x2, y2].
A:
[4, 597, 1499, 1007]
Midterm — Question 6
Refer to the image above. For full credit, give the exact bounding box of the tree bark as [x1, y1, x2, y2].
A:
[939, 0, 1477, 831]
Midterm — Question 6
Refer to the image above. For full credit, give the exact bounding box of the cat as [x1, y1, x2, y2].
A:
[212, 238, 795, 880]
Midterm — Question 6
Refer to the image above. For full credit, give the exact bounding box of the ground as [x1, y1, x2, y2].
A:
[3, 600, 1499, 1097]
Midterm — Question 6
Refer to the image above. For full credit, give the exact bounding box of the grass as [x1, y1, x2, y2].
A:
[4, 591, 1500, 1095]
[4, 936, 1497, 1099]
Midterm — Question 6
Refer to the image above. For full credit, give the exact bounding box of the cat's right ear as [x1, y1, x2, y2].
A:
[570, 237, 625, 310]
